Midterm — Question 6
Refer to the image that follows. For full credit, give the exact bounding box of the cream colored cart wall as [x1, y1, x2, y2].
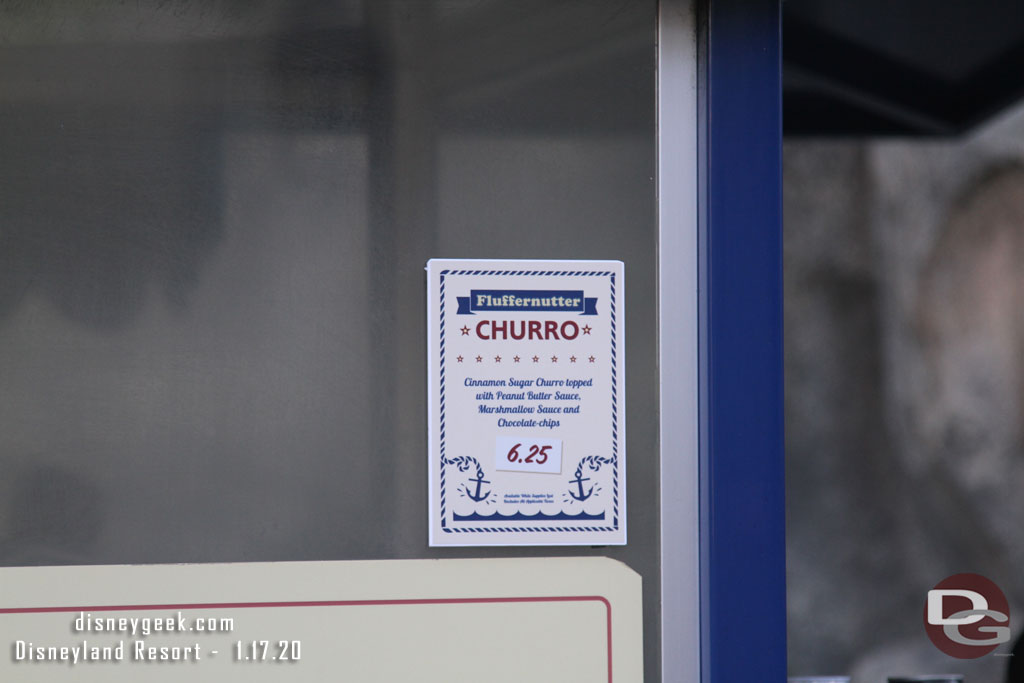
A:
[0, 558, 643, 682]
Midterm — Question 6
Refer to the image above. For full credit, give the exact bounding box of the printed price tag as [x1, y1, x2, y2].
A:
[495, 436, 562, 474]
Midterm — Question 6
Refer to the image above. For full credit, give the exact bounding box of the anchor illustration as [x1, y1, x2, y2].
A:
[568, 473, 594, 502]
[466, 471, 491, 502]
[566, 455, 614, 503]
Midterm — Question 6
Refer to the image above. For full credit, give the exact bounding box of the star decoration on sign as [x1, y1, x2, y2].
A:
[513, 356, 521, 363]
[457, 355, 464, 363]
[582, 325, 592, 335]
[551, 355, 558, 363]
[494, 355, 502, 363]
[460, 326, 470, 336]
[476, 355, 483, 363]
[532, 356, 540, 363]
[589, 355, 595, 363]
[569, 356, 577, 363]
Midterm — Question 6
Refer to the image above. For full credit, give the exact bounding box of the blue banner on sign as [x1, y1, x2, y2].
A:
[456, 290, 597, 315]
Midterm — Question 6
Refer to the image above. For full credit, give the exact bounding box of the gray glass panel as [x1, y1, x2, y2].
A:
[0, 0, 658, 677]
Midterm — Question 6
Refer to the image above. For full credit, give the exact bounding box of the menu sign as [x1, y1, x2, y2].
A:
[427, 259, 626, 546]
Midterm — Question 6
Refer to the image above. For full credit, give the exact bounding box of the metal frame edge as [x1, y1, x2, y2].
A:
[658, 0, 702, 681]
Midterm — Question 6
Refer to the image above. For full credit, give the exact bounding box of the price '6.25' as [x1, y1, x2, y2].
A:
[494, 436, 562, 474]
[506, 442, 551, 464]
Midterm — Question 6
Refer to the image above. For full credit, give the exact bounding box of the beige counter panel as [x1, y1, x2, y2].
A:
[1, 557, 641, 682]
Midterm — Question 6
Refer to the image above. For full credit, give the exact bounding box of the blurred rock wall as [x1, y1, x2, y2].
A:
[785, 106, 1024, 683]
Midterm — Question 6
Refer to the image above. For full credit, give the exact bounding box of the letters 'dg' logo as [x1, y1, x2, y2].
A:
[924, 573, 1011, 659]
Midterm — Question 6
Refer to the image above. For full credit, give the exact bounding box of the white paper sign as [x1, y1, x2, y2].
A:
[427, 259, 625, 546]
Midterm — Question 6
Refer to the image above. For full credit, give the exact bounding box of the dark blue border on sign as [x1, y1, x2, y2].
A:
[438, 269, 620, 535]
[700, 0, 786, 681]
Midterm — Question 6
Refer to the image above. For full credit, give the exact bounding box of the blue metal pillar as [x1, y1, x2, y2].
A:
[700, 0, 785, 680]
